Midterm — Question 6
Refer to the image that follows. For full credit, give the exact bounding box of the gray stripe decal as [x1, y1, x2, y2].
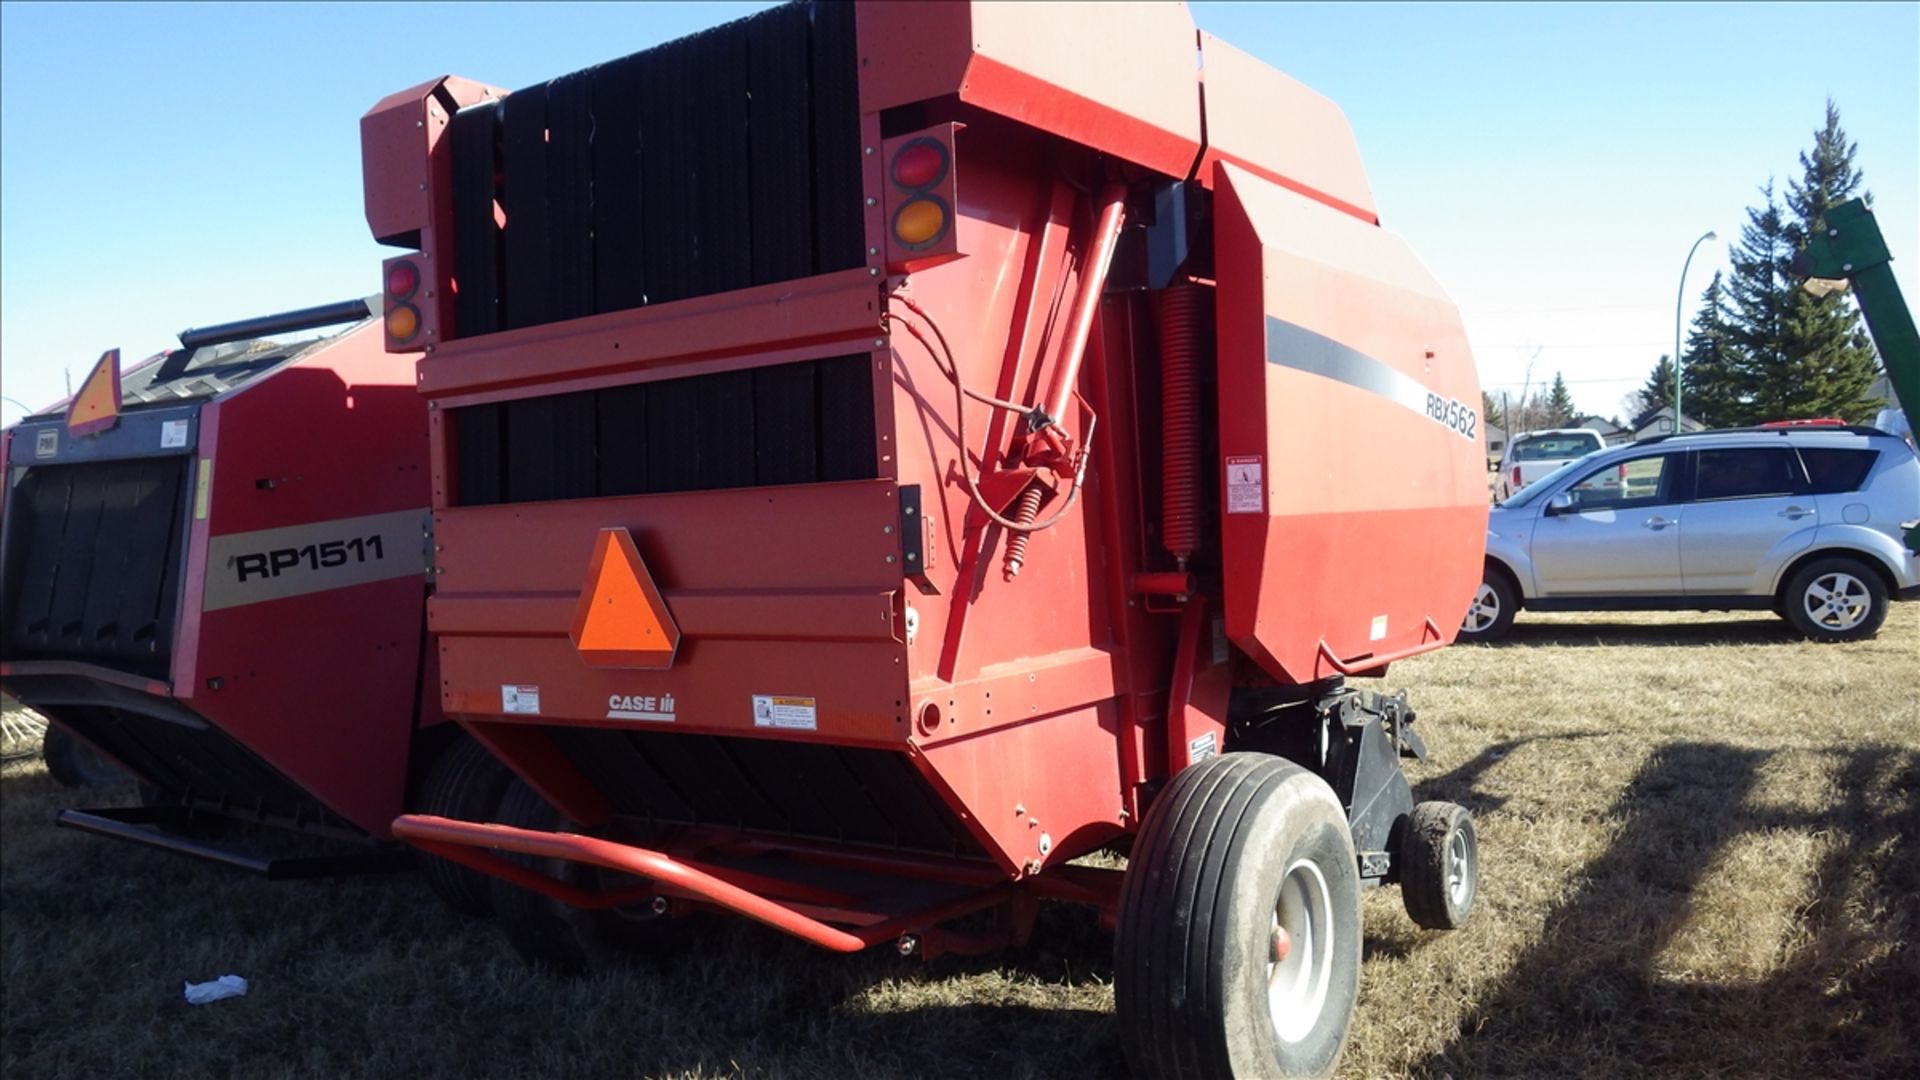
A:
[201, 507, 431, 612]
[1265, 316, 1478, 440]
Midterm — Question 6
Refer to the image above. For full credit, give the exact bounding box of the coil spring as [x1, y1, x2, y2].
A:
[1156, 284, 1204, 565]
[1001, 483, 1046, 580]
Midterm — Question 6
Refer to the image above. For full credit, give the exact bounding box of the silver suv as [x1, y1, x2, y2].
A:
[1463, 426, 1920, 643]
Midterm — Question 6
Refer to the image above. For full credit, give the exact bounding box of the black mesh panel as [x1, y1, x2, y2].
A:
[449, 353, 876, 506]
[446, 1, 864, 340]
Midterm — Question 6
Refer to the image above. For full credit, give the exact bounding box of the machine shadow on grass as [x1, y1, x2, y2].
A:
[1488, 617, 1802, 649]
[1413, 740, 1920, 1080]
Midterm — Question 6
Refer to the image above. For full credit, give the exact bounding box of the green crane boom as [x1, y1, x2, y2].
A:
[1793, 198, 1920, 428]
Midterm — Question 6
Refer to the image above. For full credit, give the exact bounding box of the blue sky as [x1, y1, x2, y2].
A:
[2, 2, 1914, 426]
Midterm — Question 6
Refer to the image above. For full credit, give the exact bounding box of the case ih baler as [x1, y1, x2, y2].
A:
[0, 304, 512, 896]
[370, 3, 1487, 1076]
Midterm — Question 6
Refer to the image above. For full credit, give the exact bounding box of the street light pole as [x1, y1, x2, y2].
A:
[1674, 230, 1717, 431]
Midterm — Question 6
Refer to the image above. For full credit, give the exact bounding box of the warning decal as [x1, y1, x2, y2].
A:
[1226, 455, 1264, 514]
[502, 684, 541, 715]
[753, 694, 818, 731]
[1189, 731, 1218, 764]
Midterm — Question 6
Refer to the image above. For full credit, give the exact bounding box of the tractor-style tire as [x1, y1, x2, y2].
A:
[1457, 567, 1517, 644]
[489, 777, 680, 974]
[1116, 753, 1362, 1080]
[1398, 801, 1478, 931]
[1780, 557, 1888, 643]
[415, 736, 515, 916]
[42, 724, 124, 789]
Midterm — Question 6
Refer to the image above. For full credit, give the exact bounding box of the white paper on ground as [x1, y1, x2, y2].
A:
[183, 974, 248, 1004]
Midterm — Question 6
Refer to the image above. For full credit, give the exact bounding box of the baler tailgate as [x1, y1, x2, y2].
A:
[1213, 162, 1487, 682]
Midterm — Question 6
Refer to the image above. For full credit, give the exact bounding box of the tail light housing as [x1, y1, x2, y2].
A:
[881, 123, 966, 274]
[382, 253, 431, 351]
[1511, 466, 1522, 489]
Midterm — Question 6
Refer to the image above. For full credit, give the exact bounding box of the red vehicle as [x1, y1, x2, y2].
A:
[0, 303, 509, 904]
[367, 3, 1488, 1076]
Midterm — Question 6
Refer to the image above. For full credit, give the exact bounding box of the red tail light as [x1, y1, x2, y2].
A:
[383, 255, 426, 348]
[1512, 466, 1522, 488]
[890, 140, 948, 190]
[385, 260, 420, 300]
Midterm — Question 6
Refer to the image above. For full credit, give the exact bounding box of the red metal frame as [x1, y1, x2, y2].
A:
[393, 812, 1121, 955]
[367, 0, 1485, 951]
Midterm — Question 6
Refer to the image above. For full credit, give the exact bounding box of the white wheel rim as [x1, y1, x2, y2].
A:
[1803, 572, 1869, 631]
[1447, 828, 1472, 907]
[1268, 857, 1335, 1044]
[1462, 583, 1500, 633]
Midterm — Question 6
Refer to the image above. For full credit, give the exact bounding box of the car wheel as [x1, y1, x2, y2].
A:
[1780, 557, 1888, 643]
[1458, 569, 1517, 644]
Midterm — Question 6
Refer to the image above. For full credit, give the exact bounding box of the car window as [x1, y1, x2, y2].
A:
[1693, 447, 1801, 500]
[1797, 447, 1878, 494]
[1499, 455, 1595, 508]
[1513, 433, 1603, 461]
[1563, 455, 1672, 510]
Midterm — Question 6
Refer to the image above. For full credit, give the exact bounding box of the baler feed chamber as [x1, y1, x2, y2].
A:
[3, 454, 191, 677]
[2, 685, 353, 835]
[1212, 163, 1488, 684]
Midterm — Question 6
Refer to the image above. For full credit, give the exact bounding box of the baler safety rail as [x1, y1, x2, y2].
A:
[1316, 617, 1445, 676]
[393, 814, 1118, 953]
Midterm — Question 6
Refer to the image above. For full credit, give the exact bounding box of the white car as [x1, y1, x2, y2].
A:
[1497, 428, 1606, 500]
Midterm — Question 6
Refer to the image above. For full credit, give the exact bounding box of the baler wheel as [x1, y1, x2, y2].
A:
[1398, 801, 1478, 930]
[489, 777, 680, 973]
[41, 724, 125, 789]
[415, 736, 515, 916]
[1115, 753, 1361, 1080]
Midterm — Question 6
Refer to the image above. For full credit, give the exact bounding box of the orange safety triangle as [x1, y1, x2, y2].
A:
[569, 527, 680, 669]
[67, 348, 122, 437]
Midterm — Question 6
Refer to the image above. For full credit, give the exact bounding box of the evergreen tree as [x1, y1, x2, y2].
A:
[1722, 102, 1883, 424]
[1481, 391, 1504, 430]
[1679, 272, 1745, 427]
[1636, 355, 1677, 419]
[1723, 180, 1795, 425]
[1545, 372, 1576, 426]
[1778, 100, 1882, 421]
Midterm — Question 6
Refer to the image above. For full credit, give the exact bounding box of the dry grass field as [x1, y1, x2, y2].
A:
[4, 609, 1917, 1079]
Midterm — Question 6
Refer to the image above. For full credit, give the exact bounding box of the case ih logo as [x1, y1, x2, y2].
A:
[607, 693, 676, 722]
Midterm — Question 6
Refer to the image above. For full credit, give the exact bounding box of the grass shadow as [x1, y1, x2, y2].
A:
[1488, 616, 1801, 648]
[1412, 731, 1611, 815]
[1415, 740, 1920, 1079]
